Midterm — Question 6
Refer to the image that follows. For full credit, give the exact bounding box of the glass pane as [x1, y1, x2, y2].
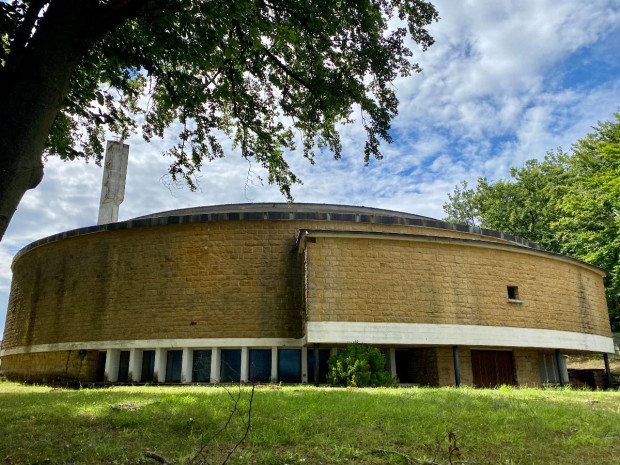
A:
[278, 349, 301, 383]
[307, 348, 330, 384]
[166, 350, 183, 382]
[249, 349, 272, 383]
[141, 350, 155, 382]
[118, 351, 130, 382]
[220, 349, 241, 382]
[192, 350, 212, 383]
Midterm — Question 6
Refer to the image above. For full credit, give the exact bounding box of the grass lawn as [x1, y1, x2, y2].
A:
[0, 382, 619, 465]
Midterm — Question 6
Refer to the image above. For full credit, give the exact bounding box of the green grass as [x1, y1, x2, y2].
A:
[0, 382, 619, 465]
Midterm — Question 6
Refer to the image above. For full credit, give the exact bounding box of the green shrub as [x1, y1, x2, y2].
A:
[326, 343, 396, 387]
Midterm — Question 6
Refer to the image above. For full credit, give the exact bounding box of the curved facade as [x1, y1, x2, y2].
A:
[0, 203, 614, 386]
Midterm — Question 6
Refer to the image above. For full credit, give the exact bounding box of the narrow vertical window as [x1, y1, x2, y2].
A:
[249, 349, 272, 383]
[278, 349, 301, 383]
[192, 350, 212, 383]
[165, 350, 183, 382]
[141, 350, 156, 382]
[117, 350, 130, 382]
[220, 349, 242, 382]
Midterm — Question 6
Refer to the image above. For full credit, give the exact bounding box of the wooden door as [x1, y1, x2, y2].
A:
[471, 350, 515, 387]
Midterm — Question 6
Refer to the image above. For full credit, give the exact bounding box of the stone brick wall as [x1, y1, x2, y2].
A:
[304, 236, 610, 336]
[513, 349, 542, 387]
[1, 350, 99, 383]
[3, 219, 516, 351]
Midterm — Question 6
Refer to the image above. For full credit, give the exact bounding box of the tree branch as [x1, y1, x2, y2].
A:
[10, 0, 47, 53]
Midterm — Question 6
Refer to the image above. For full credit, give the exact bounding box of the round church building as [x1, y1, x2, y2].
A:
[0, 203, 615, 386]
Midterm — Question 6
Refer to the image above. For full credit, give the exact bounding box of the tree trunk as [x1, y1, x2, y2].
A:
[0, 0, 149, 242]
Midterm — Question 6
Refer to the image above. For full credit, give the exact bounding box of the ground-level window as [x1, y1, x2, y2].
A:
[538, 352, 559, 384]
[192, 350, 212, 383]
[166, 350, 183, 382]
[220, 349, 242, 382]
[118, 350, 130, 382]
[306, 348, 330, 383]
[249, 349, 272, 383]
[278, 349, 301, 383]
[142, 350, 155, 382]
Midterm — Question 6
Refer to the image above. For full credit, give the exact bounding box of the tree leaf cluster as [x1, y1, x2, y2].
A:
[443, 112, 620, 331]
[1, 0, 438, 199]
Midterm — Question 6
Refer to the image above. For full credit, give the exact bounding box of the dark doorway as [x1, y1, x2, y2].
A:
[307, 348, 331, 384]
[471, 350, 515, 387]
[192, 350, 212, 383]
[395, 349, 415, 383]
[96, 351, 106, 382]
[166, 350, 183, 382]
[141, 350, 156, 382]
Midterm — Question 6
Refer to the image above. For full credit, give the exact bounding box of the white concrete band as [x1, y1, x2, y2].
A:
[1, 337, 304, 357]
[306, 322, 615, 353]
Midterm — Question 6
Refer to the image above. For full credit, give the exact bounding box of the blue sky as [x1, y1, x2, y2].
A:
[1, 0, 620, 336]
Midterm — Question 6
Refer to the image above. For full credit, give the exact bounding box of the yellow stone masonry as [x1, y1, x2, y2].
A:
[2, 219, 532, 351]
[304, 236, 610, 336]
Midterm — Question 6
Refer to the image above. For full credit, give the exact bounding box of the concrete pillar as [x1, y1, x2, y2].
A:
[129, 349, 143, 382]
[104, 349, 120, 383]
[210, 348, 221, 384]
[301, 346, 308, 384]
[98, 140, 129, 225]
[389, 348, 397, 378]
[603, 353, 613, 389]
[240, 347, 249, 383]
[182, 348, 193, 384]
[271, 347, 278, 383]
[154, 348, 166, 383]
[453, 346, 461, 387]
[555, 349, 566, 387]
[560, 355, 569, 386]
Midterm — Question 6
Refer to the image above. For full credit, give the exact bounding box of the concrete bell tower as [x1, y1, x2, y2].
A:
[97, 140, 129, 225]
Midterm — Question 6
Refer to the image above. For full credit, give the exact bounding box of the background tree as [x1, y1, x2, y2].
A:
[0, 0, 439, 242]
[443, 113, 620, 330]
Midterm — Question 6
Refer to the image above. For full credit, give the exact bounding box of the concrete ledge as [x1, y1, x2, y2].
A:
[306, 322, 615, 353]
[1, 337, 306, 357]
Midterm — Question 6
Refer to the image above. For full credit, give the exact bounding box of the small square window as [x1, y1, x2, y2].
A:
[507, 286, 521, 302]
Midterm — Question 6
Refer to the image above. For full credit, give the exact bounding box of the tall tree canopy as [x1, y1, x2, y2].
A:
[0, 0, 439, 241]
[443, 113, 620, 331]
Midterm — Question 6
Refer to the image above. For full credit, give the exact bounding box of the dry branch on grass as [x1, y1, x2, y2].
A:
[144, 383, 255, 465]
